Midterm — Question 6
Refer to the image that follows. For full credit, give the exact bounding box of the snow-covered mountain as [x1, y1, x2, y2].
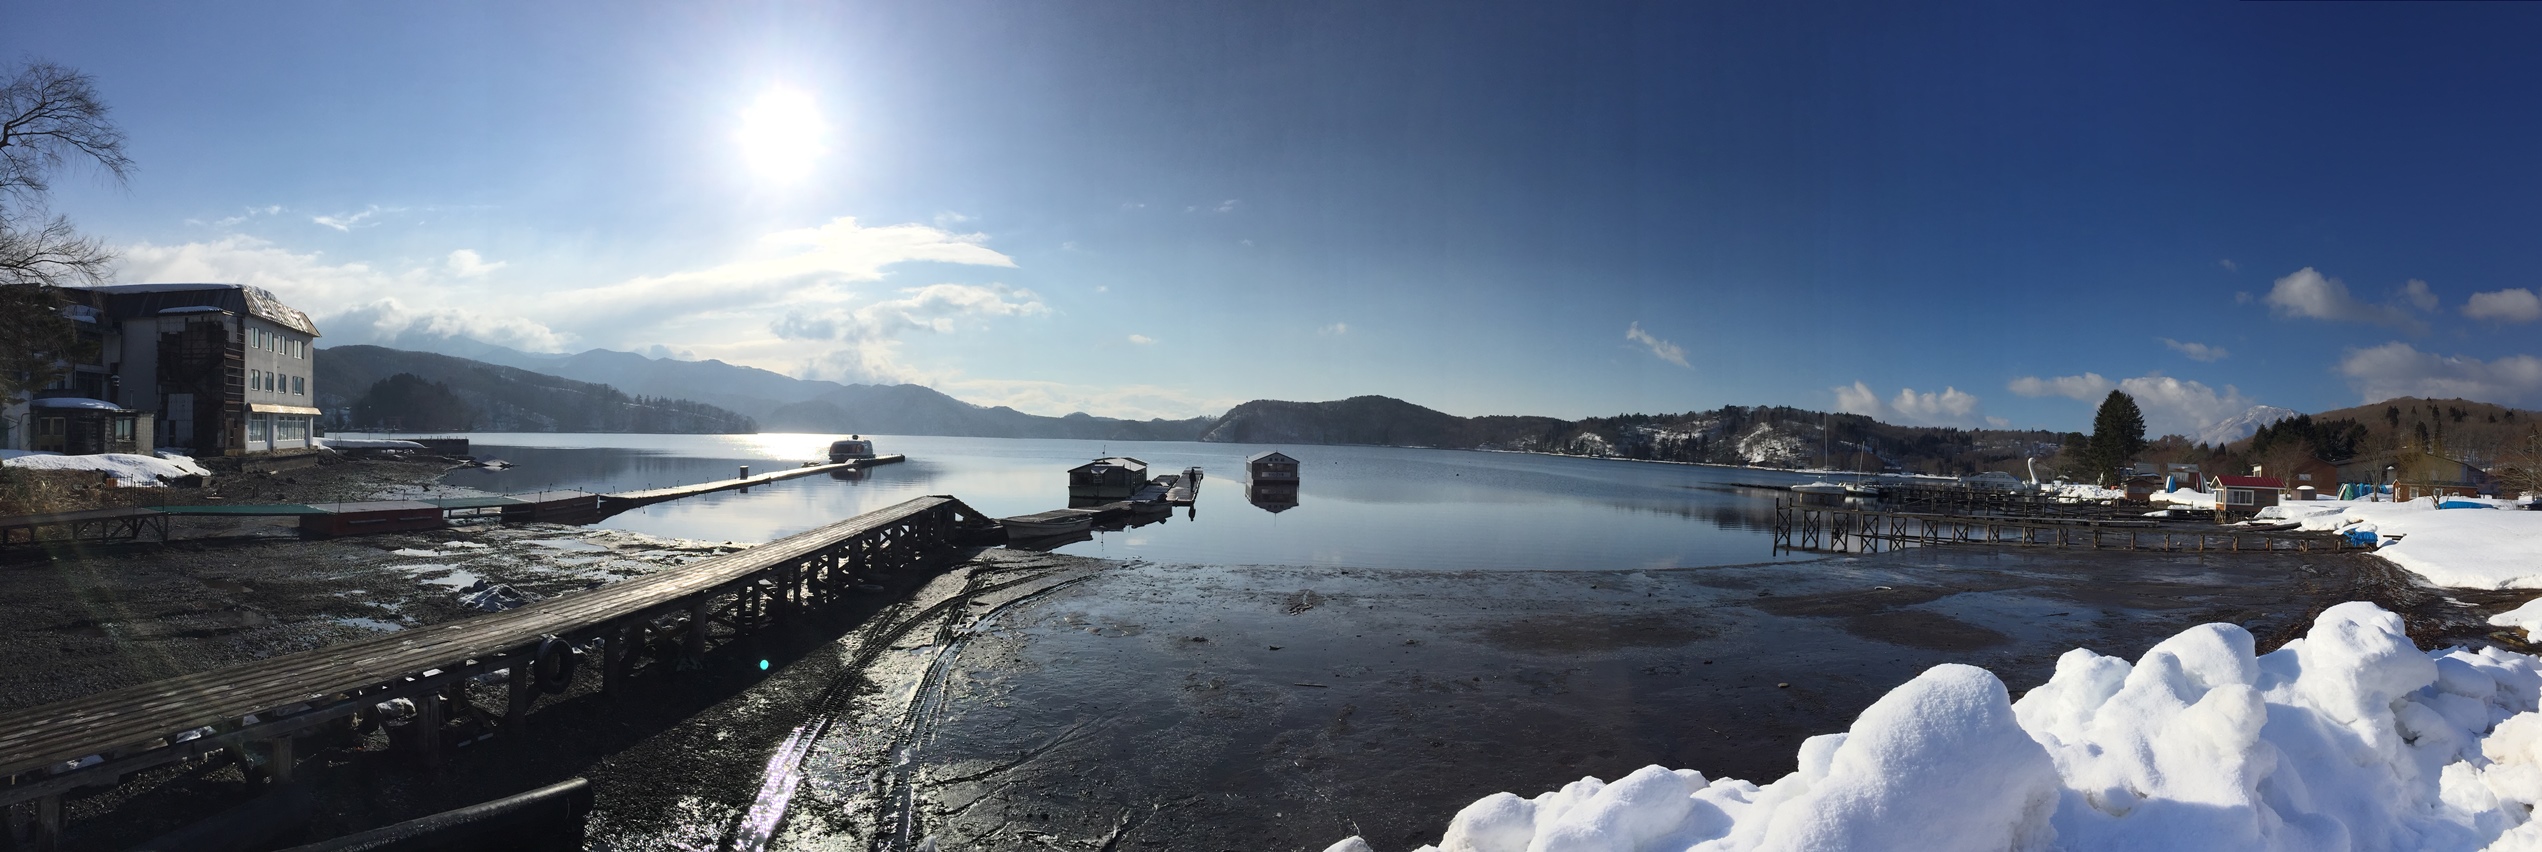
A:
[2197, 405, 2301, 447]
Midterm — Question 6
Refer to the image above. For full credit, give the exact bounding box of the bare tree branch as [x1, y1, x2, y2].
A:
[0, 60, 132, 209]
[0, 214, 113, 287]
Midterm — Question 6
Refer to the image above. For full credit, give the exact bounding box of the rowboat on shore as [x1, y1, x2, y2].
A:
[1001, 508, 1097, 538]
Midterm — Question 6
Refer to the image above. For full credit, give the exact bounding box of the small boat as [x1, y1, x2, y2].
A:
[828, 435, 877, 463]
[1842, 481, 1882, 498]
[1000, 508, 1097, 538]
[1790, 481, 1847, 496]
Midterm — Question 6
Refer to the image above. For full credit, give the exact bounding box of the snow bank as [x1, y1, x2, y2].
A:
[2245, 498, 2542, 589]
[1355, 603, 2542, 852]
[2, 450, 210, 486]
[2152, 489, 2218, 510]
[314, 437, 427, 451]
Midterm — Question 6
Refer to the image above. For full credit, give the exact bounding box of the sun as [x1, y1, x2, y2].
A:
[735, 87, 827, 183]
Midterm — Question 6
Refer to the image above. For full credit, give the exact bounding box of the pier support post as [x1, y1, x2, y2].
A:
[33, 794, 61, 852]
[413, 688, 443, 768]
[506, 654, 533, 733]
[686, 598, 710, 660]
[602, 625, 629, 695]
[267, 736, 294, 784]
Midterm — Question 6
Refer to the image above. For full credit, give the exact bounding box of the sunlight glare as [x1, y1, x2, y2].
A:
[735, 87, 827, 183]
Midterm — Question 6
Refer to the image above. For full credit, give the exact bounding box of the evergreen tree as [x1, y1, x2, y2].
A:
[2086, 390, 2148, 484]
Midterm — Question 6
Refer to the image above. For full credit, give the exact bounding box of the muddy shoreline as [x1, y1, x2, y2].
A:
[1, 458, 2536, 850]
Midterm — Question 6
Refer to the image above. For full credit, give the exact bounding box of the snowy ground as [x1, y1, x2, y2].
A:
[1335, 602, 2542, 852]
[2240, 498, 2542, 590]
[1, 450, 211, 486]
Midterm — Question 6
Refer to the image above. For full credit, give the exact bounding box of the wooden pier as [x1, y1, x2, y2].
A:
[0, 494, 994, 850]
[0, 455, 910, 548]
[1771, 501, 2351, 554]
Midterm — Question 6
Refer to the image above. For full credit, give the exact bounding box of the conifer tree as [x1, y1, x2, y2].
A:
[2086, 390, 2147, 484]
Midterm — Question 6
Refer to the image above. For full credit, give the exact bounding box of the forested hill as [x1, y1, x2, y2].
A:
[1200, 397, 2063, 476]
[314, 345, 756, 433]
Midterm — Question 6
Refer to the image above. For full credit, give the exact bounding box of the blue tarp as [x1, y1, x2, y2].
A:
[2438, 499, 2495, 510]
[2342, 529, 2380, 547]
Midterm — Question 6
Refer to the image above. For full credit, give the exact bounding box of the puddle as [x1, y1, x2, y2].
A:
[522, 538, 609, 552]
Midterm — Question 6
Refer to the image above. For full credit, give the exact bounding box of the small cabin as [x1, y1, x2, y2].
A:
[828, 435, 876, 462]
[1068, 456, 1151, 498]
[24, 397, 153, 456]
[1247, 450, 1300, 482]
[2212, 475, 2284, 514]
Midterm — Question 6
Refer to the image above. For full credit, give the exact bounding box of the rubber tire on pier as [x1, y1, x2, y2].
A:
[532, 636, 578, 695]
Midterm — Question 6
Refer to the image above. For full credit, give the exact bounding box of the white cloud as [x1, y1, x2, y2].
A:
[2159, 338, 2230, 362]
[2007, 373, 2115, 400]
[444, 249, 506, 278]
[2337, 342, 2542, 406]
[2219, 259, 2238, 272]
[547, 217, 1016, 327]
[326, 297, 572, 352]
[2463, 288, 2542, 324]
[768, 283, 1049, 384]
[2010, 372, 2259, 438]
[2114, 375, 2256, 440]
[2262, 267, 2426, 332]
[1834, 381, 1987, 427]
[1319, 322, 1349, 336]
[1127, 334, 1154, 345]
[2401, 279, 2439, 312]
[311, 205, 395, 232]
[1624, 322, 1689, 368]
[932, 210, 974, 227]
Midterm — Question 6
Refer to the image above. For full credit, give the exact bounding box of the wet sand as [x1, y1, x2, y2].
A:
[777, 547, 2527, 852]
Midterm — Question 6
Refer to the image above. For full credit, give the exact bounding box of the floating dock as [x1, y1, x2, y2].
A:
[0, 495, 994, 850]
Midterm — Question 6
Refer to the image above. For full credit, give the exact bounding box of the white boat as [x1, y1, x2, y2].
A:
[1842, 481, 1882, 497]
[1001, 508, 1096, 538]
[1790, 480, 1847, 496]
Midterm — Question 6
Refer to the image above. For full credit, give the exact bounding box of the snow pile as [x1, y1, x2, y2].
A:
[1349, 603, 2542, 852]
[2, 450, 210, 486]
[315, 437, 427, 451]
[2151, 489, 2218, 510]
[2050, 483, 2122, 502]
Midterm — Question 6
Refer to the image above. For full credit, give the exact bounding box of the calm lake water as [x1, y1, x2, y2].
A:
[397, 432, 1826, 571]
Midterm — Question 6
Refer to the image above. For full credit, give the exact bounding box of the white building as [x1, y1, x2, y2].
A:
[7, 283, 324, 455]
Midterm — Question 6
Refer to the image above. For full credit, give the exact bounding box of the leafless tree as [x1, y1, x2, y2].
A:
[1, 60, 126, 410]
[1, 59, 130, 287]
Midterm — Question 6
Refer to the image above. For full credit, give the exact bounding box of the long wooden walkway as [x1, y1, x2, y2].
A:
[0, 494, 994, 849]
[1772, 501, 2353, 554]
[0, 456, 909, 547]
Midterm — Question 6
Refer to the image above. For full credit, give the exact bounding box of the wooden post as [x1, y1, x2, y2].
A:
[686, 597, 710, 659]
[506, 652, 533, 733]
[413, 687, 443, 768]
[602, 624, 629, 696]
[267, 736, 294, 784]
[32, 794, 62, 852]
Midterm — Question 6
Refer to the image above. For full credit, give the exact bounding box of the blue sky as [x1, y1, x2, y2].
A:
[13, 2, 2542, 435]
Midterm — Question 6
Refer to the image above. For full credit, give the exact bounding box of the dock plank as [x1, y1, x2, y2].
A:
[0, 495, 953, 779]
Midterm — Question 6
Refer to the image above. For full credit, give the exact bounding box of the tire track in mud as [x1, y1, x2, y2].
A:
[718, 559, 1098, 852]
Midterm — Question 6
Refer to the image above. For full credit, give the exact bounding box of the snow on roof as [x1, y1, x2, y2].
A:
[72, 283, 320, 336]
[28, 397, 124, 411]
[1352, 602, 2542, 852]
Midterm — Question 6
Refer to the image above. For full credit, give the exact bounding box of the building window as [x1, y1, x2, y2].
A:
[2228, 490, 2253, 506]
[276, 416, 309, 442]
[247, 414, 269, 443]
[36, 417, 63, 437]
[112, 419, 133, 441]
[293, 375, 305, 395]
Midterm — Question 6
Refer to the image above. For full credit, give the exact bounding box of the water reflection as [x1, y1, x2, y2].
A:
[431, 433, 1829, 571]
